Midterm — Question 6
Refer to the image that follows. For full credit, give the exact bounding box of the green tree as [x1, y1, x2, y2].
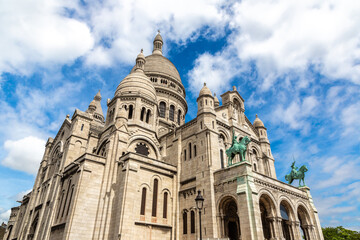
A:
[322, 226, 360, 240]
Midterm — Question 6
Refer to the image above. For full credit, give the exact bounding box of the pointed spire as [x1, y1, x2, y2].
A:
[135, 49, 146, 72]
[152, 30, 163, 55]
[87, 90, 104, 123]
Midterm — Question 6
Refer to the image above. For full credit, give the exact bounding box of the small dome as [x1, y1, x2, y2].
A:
[199, 83, 212, 97]
[115, 71, 157, 102]
[137, 49, 145, 60]
[154, 31, 163, 43]
[253, 114, 265, 128]
[214, 93, 219, 106]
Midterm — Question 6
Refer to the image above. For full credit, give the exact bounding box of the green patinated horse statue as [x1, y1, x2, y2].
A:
[226, 130, 251, 166]
[285, 161, 308, 187]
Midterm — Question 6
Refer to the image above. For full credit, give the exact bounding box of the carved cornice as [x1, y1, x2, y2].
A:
[179, 187, 196, 199]
[254, 178, 308, 200]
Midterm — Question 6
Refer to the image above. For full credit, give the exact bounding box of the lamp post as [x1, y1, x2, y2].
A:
[195, 190, 204, 240]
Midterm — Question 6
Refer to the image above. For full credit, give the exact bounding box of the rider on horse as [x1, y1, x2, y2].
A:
[291, 161, 298, 178]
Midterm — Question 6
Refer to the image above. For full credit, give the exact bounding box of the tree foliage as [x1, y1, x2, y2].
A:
[322, 226, 360, 240]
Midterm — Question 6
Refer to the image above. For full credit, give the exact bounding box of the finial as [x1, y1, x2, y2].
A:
[141, 48, 143, 53]
[204, 82, 206, 86]
[214, 93, 216, 96]
[158, 29, 160, 34]
[233, 86, 237, 91]
[256, 114, 258, 118]
[66, 114, 70, 118]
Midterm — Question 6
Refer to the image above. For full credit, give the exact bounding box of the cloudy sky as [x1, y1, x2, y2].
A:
[1, 0, 360, 230]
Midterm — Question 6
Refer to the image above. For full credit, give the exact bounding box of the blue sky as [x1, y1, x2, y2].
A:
[1, 0, 360, 230]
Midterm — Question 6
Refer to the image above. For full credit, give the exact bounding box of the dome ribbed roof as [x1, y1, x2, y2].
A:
[253, 114, 265, 128]
[143, 54, 182, 83]
[115, 72, 157, 102]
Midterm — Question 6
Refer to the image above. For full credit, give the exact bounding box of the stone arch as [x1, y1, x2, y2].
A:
[258, 191, 277, 240]
[128, 136, 160, 160]
[150, 174, 162, 192]
[297, 203, 313, 240]
[160, 188, 172, 197]
[279, 197, 296, 240]
[218, 195, 241, 240]
[97, 139, 110, 157]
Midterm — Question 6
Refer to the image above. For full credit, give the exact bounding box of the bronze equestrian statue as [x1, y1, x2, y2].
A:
[226, 129, 251, 166]
[285, 161, 308, 187]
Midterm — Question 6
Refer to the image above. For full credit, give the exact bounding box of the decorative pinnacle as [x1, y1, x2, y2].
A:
[256, 114, 258, 118]
[141, 48, 143, 53]
[204, 82, 206, 86]
[158, 29, 160, 33]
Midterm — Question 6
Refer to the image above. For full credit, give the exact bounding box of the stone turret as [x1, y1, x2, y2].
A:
[86, 90, 104, 123]
[253, 114, 269, 143]
[197, 83, 215, 115]
[152, 30, 163, 55]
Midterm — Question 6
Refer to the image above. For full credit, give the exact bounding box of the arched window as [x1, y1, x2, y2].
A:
[152, 179, 158, 217]
[220, 149, 224, 169]
[57, 191, 65, 219]
[183, 212, 187, 234]
[159, 102, 166, 118]
[178, 110, 181, 125]
[184, 150, 187, 161]
[280, 204, 291, 240]
[189, 143, 192, 159]
[163, 192, 168, 219]
[194, 145, 197, 157]
[169, 105, 175, 121]
[62, 180, 72, 218]
[128, 105, 133, 119]
[146, 109, 151, 123]
[260, 202, 271, 239]
[140, 187, 146, 215]
[140, 107, 146, 121]
[191, 210, 195, 233]
[66, 185, 74, 216]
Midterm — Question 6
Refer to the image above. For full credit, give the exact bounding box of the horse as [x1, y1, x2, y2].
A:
[226, 136, 251, 165]
[285, 165, 308, 187]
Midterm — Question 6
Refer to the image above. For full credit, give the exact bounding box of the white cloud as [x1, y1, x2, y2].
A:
[0, 209, 11, 224]
[230, 0, 360, 88]
[271, 96, 318, 132]
[0, 0, 94, 75]
[85, 0, 227, 66]
[1, 136, 46, 175]
[187, 51, 242, 95]
[341, 102, 360, 138]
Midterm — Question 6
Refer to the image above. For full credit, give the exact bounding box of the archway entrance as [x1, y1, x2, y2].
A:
[219, 197, 241, 240]
[259, 194, 276, 240]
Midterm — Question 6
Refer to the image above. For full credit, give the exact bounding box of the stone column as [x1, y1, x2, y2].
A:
[291, 221, 301, 240]
[267, 217, 276, 240]
[275, 217, 285, 240]
[285, 221, 294, 240]
[217, 213, 225, 237]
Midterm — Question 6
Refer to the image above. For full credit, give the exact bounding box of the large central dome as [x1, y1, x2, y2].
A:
[142, 54, 182, 83]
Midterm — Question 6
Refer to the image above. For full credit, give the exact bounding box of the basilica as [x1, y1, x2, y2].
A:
[4, 33, 324, 240]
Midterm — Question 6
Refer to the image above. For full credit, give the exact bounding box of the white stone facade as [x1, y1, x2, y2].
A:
[3, 33, 324, 240]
